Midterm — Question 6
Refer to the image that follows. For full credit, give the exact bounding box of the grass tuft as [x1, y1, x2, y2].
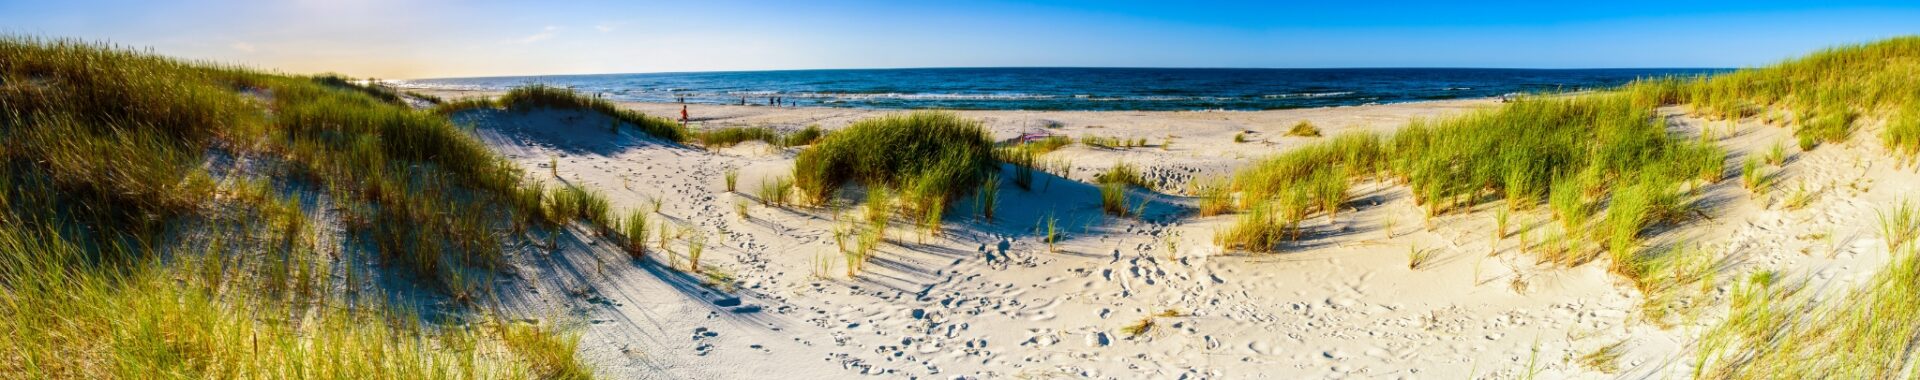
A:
[1286, 120, 1322, 137]
[498, 84, 687, 141]
[1879, 199, 1920, 252]
[792, 111, 995, 210]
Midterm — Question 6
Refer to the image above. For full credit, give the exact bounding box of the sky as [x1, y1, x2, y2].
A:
[3, 0, 1918, 79]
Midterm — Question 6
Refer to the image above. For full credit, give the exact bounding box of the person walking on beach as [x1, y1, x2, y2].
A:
[679, 104, 689, 127]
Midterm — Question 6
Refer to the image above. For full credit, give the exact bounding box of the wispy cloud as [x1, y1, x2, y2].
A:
[594, 22, 619, 33]
[504, 26, 560, 44]
[229, 42, 256, 52]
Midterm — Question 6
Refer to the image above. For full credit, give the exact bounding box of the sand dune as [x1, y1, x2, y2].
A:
[431, 92, 1918, 378]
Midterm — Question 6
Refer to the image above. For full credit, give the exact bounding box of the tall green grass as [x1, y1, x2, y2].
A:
[1220, 94, 1716, 281]
[0, 36, 594, 377]
[1693, 246, 1920, 378]
[792, 111, 996, 216]
[1626, 36, 1920, 150]
[1886, 101, 1920, 162]
[1215, 132, 1379, 251]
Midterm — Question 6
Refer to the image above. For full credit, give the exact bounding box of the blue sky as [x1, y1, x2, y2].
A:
[2, 0, 1917, 78]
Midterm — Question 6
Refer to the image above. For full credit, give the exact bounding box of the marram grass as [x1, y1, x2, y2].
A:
[792, 111, 996, 214]
[0, 36, 596, 378]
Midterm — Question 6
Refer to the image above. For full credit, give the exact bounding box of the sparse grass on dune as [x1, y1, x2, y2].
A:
[313, 73, 404, 105]
[1286, 120, 1322, 137]
[619, 208, 651, 257]
[1098, 181, 1131, 217]
[693, 125, 827, 148]
[493, 84, 688, 142]
[1218, 95, 1719, 319]
[1881, 198, 1920, 252]
[1215, 132, 1379, 251]
[1026, 135, 1072, 154]
[1094, 161, 1150, 189]
[0, 36, 593, 377]
[1886, 101, 1920, 163]
[1693, 246, 1920, 379]
[1627, 36, 1920, 150]
[792, 111, 996, 217]
[1079, 134, 1146, 149]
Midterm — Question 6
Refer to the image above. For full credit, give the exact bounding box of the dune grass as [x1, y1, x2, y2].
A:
[977, 173, 999, 221]
[693, 124, 827, 148]
[1880, 199, 1920, 252]
[994, 145, 1039, 191]
[620, 209, 651, 257]
[756, 175, 794, 206]
[1099, 182, 1131, 217]
[1193, 178, 1235, 217]
[0, 239, 538, 378]
[1094, 161, 1151, 189]
[724, 167, 740, 192]
[496, 84, 687, 142]
[1406, 245, 1438, 270]
[792, 111, 996, 216]
[1765, 140, 1788, 166]
[1286, 120, 1322, 137]
[1887, 102, 1920, 163]
[1214, 132, 1379, 251]
[1027, 135, 1073, 154]
[1741, 157, 1771, 198]
[1692, 245, 1920, 378]
[0, 36, 593, 377]
[1579, 341, 1627, 374]
[1080, 134, 1146, 149]
[1626, 36, 1920, 149]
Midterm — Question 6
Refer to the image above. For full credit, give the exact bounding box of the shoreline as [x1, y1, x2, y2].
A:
[413, 87, 1499, 192]
[406, 87, 1499, 113]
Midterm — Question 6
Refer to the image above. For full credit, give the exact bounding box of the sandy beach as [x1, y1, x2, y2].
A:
[408, 89, 1920, 379]
[12, 3, 1920, 379]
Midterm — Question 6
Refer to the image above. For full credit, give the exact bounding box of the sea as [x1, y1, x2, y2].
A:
[394, 67, 1725, 111]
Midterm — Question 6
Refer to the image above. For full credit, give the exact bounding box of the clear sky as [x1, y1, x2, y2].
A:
[4, 0, 1918, 79]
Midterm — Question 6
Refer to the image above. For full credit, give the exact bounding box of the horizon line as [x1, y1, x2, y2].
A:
[399, 66, 1734, 81]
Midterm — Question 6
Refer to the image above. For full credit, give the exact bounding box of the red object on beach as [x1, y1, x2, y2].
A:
[680, 105, 689, 124]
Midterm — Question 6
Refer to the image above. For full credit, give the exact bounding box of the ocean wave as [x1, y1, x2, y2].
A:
[785, 92, 1057, 101]
[1261, 91, 1356, 99]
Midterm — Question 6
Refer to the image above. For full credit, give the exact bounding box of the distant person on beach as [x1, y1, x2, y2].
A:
[679, 105, 689, 126]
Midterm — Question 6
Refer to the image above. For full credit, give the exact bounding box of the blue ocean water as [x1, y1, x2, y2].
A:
[397, 67, 1725, 111]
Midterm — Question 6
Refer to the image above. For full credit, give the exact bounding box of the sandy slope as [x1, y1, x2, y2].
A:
[434, 94, 1920, 379]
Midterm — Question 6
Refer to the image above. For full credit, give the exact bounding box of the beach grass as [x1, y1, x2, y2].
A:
[1692, 245, 1920, 378]
[1099, 182, 1131, 217]
[757, 175, 794, 206]
[724, 167, 740, 192]
[1094, 161, 1150, 189]
[0, 36, 594, 377]
[693, 125, 826, 148]
[1880, 198, 1919, 252]
[620, 208, 652, 257]
[1626, 36, 1920, 149]
[1286, 120, 1322, 137]
[1887, 102, 1920, 162]
[978, 173, 999, 221]
[497, 84, 687, 142]
[792, 111, 996, 215]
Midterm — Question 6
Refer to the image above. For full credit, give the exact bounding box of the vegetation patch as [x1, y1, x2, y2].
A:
[0, 36, 594, 377]
[496, 84, 688, 142]
[792, 111, 996, 213]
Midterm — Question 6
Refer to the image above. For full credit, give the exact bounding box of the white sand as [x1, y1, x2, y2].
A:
[428, 89, 1920, 379]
